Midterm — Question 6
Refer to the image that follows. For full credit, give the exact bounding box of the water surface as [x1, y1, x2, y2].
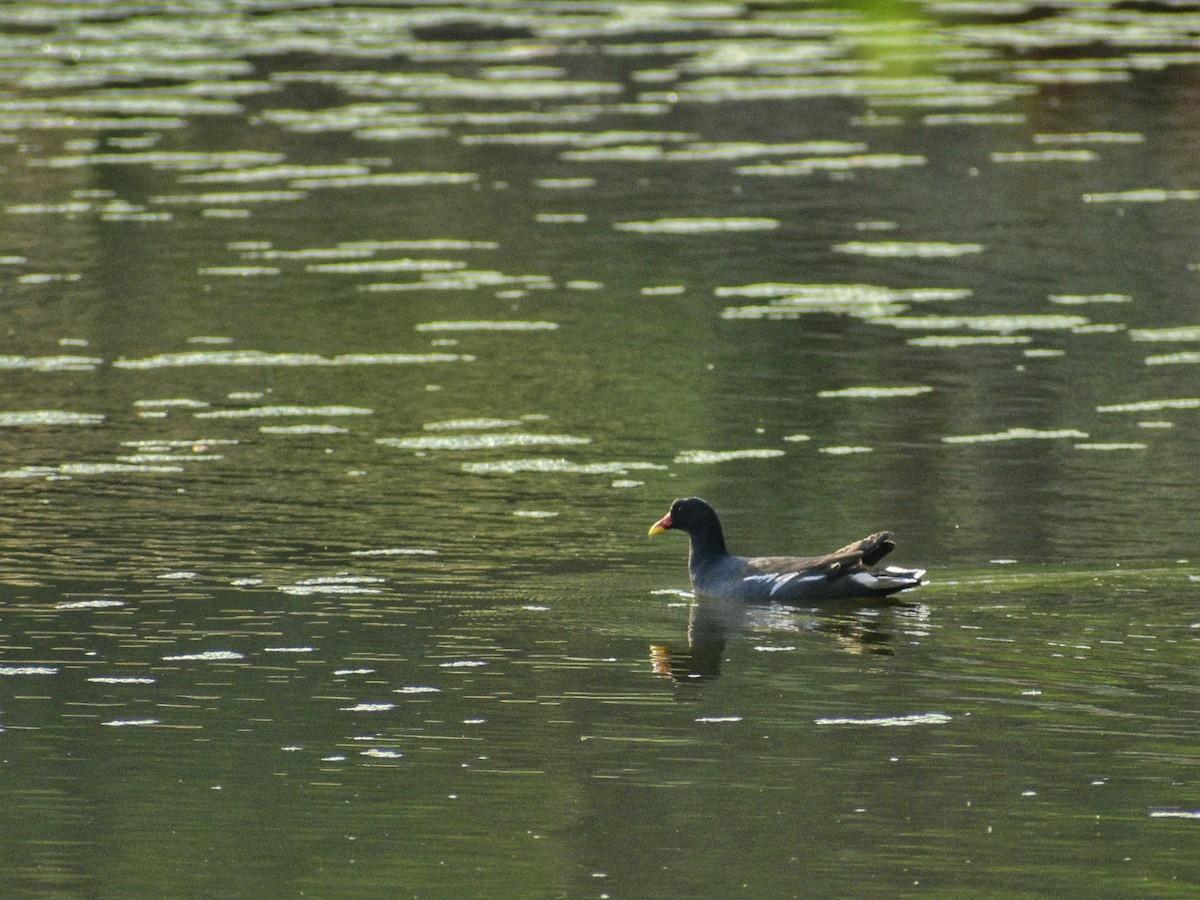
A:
[2, 2, 1199, 896]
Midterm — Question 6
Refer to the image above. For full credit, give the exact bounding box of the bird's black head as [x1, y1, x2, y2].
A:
[648, 497, 719, 537]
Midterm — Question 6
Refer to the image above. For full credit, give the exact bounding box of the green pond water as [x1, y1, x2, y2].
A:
[2, 2, 1199, 897]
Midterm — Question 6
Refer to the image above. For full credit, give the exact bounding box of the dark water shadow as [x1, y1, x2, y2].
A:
[650, 593, 927, 684]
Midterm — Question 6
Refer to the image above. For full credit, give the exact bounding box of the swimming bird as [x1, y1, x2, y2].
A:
[649, 497, 924, 603]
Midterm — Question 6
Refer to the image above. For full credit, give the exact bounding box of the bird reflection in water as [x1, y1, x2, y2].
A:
[651, 593, 927, 683]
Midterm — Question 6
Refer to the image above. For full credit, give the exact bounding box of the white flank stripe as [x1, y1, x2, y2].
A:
[769, 572, 799, 595]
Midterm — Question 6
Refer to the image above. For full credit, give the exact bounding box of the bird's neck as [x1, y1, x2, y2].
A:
[687, 524, 729, 569]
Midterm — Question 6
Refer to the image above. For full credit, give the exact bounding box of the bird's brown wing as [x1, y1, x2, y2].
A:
[746, 531, 896, 580]
[828, 531, 896, 567]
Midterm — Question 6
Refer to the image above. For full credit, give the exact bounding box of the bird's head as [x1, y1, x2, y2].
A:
[648, 497, 717, 537]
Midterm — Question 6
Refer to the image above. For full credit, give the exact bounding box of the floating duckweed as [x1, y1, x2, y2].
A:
[718, 283, 970, 319]
[0, 115, 185, 131]
[535, 213, 588, 223]
[103, 208, 173, 223]
[197, 266, 281, 276]
[0, 355, 104, 372]
[121, 438, 236, 448]
[180, 164, 371, 184]
[117, 453, 223, 463]
[56, 599, 126, 610]
[7, 202, 96, 215]
[818, 446, 874, 455]
[669, 141, 867, 161]
[424, 418, 524, 430]
[942, 428, 1089, 444]
[19, 273, 82, 285]
[990, 150, 1098, 163]
[716, 284, 969, 302]
[818, 386, 933, 399]
[290, 172, 478, 189]
[338, 239, 498, 252]
[535, 177, 596, 189]
[873, 314, 1088, 333]
[737, 154, 926, 176]
[113, 350, 469, 368]
[162, 650, 245, 662]
[641, 74, 1028, 107]
[673, 449, 785, 464]
[340, 702, 395, 713]
[614, 217, 779, 234]
[0, 462, 186, 479]
[350, 549, 437, 557]
[0, 410, 104, 426]
[1014, 69, 1130, 85]
[279, 585, 381, 596]
[414, 321, 559, 331]
[352, 126, 451, 141]
[372, 75, 623, 102]
[41, 150, 284, 170]
[379, 434, 591, 451]
[359, 748, 403, 759]
[460, 130, 694, 147]
[462, 459, 666, 475]
[833, 241, 984, 258]
[1083, 189, 1200, 203]
[1128, 326, 1200, 342]
[280, 576, 386, 596]
[259, 425, 350, 435]
[1034, 132, 1144, 144]
[306, 258, 465, 274]
[815, 713, 951, 727]
[1048, 294, 1132, 304]
[923, 113, 1026, 126]
[561, 145, 666, 162]
[1097, 398, 1200, 413]
[1145, 353, 1200, 366]
[1149, 810, 1200, 820]
[150, 190, 306, 205]
[363, 271, 553, 292]
[240, 247, 366, 262]
[195, 405, 374, 419]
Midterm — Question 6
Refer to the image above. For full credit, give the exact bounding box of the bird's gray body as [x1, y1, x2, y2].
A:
[653, 498, 924, 604]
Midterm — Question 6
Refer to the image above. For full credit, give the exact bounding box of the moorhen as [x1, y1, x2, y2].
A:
[649, 497, 924, 603]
